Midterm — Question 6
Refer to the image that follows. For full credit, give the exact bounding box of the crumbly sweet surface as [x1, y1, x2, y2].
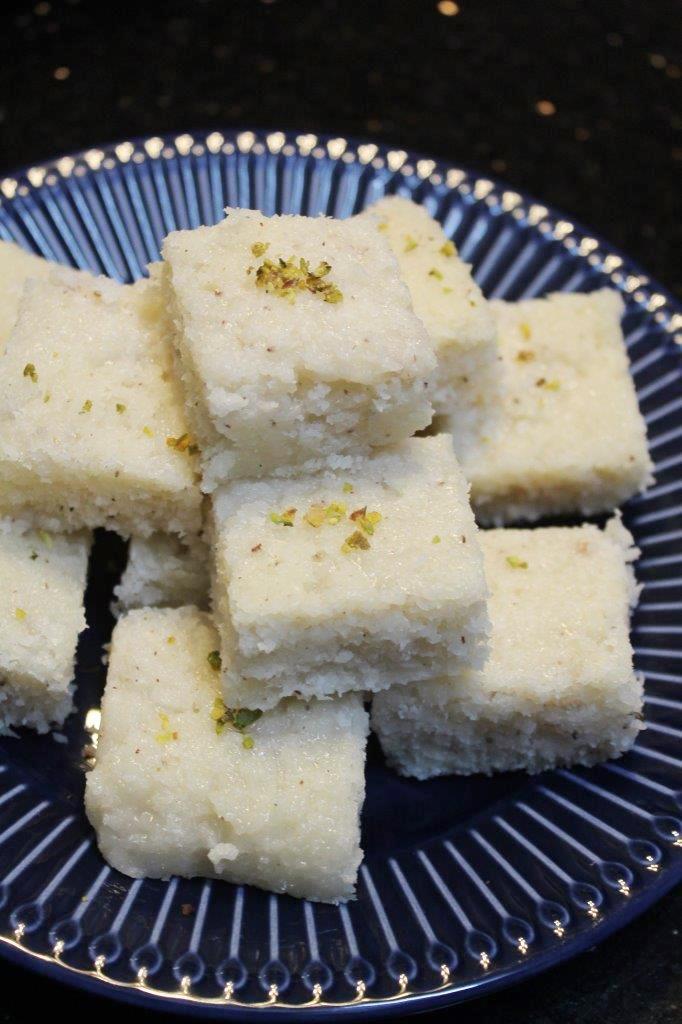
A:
[440, 290, 653, 523]
[362, 196, 498, 417]
[211, 435, 488, 709]
[0, 272, 202, 537]
[372, 518, 643, 778]
[114, 532, 210, 613]
[0, 241, 55, 353]
[162, 208, 436, 486]
[85, 607, 369, 903]
[0, 519, 89, 734]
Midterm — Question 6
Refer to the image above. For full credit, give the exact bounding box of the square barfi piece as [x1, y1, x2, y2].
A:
[361, 196, 498, 420]
[0, 520, 89, 734]
[85, 606, 369, 903]
[114, 533, 209, 613]
[439, 290, 653, 523]
[162, 208, 436, 487]
[211, 435, 488, 710]
[0, 272, 202, 537]
[372, 517, 643, 778]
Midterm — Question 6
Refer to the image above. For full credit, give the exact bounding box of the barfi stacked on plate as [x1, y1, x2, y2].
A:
[99, 207, 488, 903]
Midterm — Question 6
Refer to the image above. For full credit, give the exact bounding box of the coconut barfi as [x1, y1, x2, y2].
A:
[85, 606, 369, 903]
[0, 520, 89, 734]
[372, 517, 643, 778]
[361, 196, 498, 420]
[211, 435, 488, 710]
[440, 290, 653, 523]
[162, 208, 436, 487]
[0, 272, 201, 537]
[114, 533, 209, 613]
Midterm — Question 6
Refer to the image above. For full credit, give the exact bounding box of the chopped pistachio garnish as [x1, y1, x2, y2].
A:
[440, 240, 456, 257]
[155, 711, 177, 743]
[38, 529, 53, 548]
[116, 402, 126, 414]
[232, 708, 263, 731]
[211, 697, 262, 735]
[143, 425, 153, 437]
[535, 377, 560, 390]
[29, 550, 38, 560]
[324, 502, 346, 525]
[166, 432, 194, 452]
[43, 391, 51, 404]
[520, 322, 532, 340]
[253, 255, 343, 304]
[242, 734, 255, 750]
[342, 482, 354, 494]
[166, 635, 176, 645]
[516, 349, 535, 362]
[432, 535, 441, 544]
[428, 267, 444, 280]
[251, 241, 269, 257]
[349, 507, 381, 535]
[506, 555, 528, 569]
[442, 286, 453, 294]
[23, 363, 38, 383]
[341, 529, 371, 553]
[207, 650, 222, 671]
[14, 608, 27, 621]
[80, 399, 93, 414]
[377, 220, 388, 232]
[304, 504, 327, 528]
[403, 235, 418, 252]
[269, 507, 297, 527]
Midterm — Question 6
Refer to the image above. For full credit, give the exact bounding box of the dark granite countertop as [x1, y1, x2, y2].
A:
[0, 1, 680, 1020]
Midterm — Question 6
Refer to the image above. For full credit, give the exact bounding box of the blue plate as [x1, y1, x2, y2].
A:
[0, 130, 680, 1020]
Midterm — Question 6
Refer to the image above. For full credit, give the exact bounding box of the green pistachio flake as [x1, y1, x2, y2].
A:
[23, 363, 38, 383]
[440, 240, 456, 257]
[166, 432, 194, 452]
[269, 507, 297, 526]
[80, 399, 93, 414]
[29, 550, 38, 560]
[341, 529, 371, 553]
[116, 402, 126, 414]
[342, 482, 354, 494]
[432, 535, 441, 544]
[253, 255, 343, 304]
[428, 267, 444, 280]
[38, 529, 53, 548]
[232, 708, 263, 731]
[506, 555, 528, 569]
[242, 734, 255, 750]
[155, 711, 177, 743]
[211, 697, 262, 735]
[14, 608, 26, 621]
[251, 241, 270, 257]
[403, 235, 418, 253]
[207, 650, 222, 671]
[349, 507, 382, 535]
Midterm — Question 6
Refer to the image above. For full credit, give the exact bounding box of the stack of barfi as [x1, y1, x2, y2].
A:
[0, 192, 651, 905]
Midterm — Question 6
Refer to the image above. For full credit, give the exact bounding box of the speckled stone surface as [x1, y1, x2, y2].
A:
[0, 1, 679, 1020]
